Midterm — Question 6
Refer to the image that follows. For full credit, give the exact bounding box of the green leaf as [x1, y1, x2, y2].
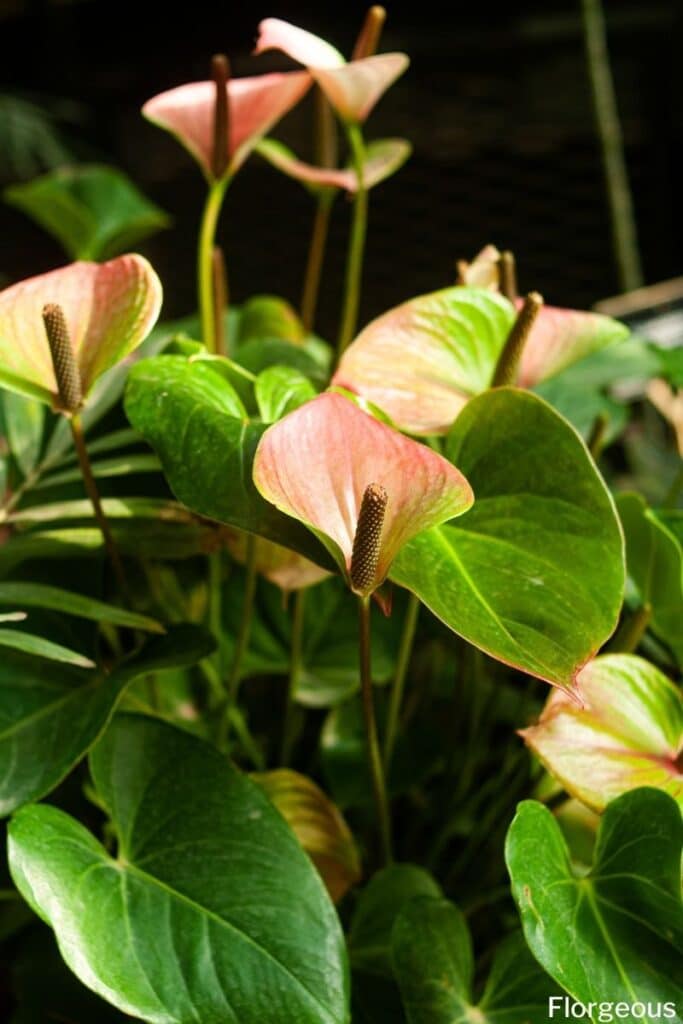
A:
[349, 864, 442, 977]
[235, 337, 329, 386]
[392, 898, 556, 1024]
[255, 365, 317, 423]
[506, 788, 683, 1011]
[237, 294, 304, 345]
[34, 452, 161, 490]
[124, 354, 333, 568]
[4, 164, 169, 260]
[617, 492, 683, 665]
[0, 629, 94, 668]
[0, 582, 164, 633]
[0, 625, 213, 815]
[2, 392, 44, 477]
[8, 714, 349, 1024]
[391, 389, 624, 690]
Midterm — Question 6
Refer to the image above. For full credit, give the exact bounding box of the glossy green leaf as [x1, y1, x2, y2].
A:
[0, 625, 213, 815]
[391, 389, 624, 690]
[255, 365, 317, 422]
[0, 629, 94, 668]
[124, 354, 333, 567]
[617, 492, 683, 665]
[235, 337, 329, 385]
[9, 714, 349, 1024]
[392, 898, 556, 1024]
[521, 654, 683, 811]
[0, 582, 164, 633]
[4, 164, 169, 260]
[506, 788, 683, 1011]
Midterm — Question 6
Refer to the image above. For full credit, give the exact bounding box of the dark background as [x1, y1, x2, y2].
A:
[1, 0, 683, 339]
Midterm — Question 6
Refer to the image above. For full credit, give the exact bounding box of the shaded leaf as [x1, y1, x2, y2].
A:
[253, 768, 361, 902]
[0, 625, 213, 815]
[4, 164, 169, 261]
[9, 713, 349, 1024]
[0, 581, 164, 633]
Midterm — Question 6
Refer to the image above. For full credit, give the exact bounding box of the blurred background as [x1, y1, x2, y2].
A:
[1, 0, 682, 339]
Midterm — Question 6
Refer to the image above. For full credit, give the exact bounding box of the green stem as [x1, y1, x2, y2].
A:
[581, 0, 643, 291]
[198, 178, 230, 355]
[611, 602, 652, 653]
[359, 595, 393, 865]
[664, 464, 683, 507]
[383, 593, 419, 773]
[280, 588, 306, 765]
[337, 124, 368, 359]
[218, 535, 257, 748]
[70, 413, 127, 594]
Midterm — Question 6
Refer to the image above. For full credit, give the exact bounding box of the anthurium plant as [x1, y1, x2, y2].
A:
[0, 9, 681, 1024]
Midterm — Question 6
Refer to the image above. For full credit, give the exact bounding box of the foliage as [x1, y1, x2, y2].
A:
[0, 8, 681, 1023]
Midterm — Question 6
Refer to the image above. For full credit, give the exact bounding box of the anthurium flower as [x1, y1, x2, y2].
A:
[252, 392, 473, 596]
[142, 71, 311, 181]
[256, 137, 411, 194]
[0, 256, 162, 409]
[255, 19, 409, 123]
[521, 654, 683, 813]
[223, 529, 330, 592]
[333, 286, 629, 435]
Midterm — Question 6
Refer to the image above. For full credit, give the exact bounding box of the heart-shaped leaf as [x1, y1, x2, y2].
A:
[255, 365, 317, 422]
[0, 255, 162, 406]
[8, 713, 349, 1024]
[334, 287, 628, 435]
[4, 164, 170, 261]
[237, 294, 305, 345]
[617, 492, 683, 665]
[0, 625, 213, 815]
[253, 768, 361, 902]
[506, 788, 683, 1013]
[391, 389, 624, 690]
[521, 654, 683, 811]
[124, 354, 333, 567]
[392, 897, 557, 1024]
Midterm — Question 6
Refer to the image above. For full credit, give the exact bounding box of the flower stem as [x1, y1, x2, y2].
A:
[383, 592, 419, 773]
[218, 534, 258, 749]
[337, 124, 368, 359]
[198, 178, 229, 355]
[358, 595, 393, 865]
[70, 413, 127, 594]
[301, 196, 333, 333]
[612, 602, 652, 654]
[581, 0, 643, 291]
[280, 588, 306, 765]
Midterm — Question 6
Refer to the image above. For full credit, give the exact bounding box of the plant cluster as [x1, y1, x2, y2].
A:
[0, 10, 681, 1024]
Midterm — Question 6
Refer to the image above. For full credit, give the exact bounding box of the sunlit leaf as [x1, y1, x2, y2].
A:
[391, 389, 624, 690]
[255, 364, 317, 422]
